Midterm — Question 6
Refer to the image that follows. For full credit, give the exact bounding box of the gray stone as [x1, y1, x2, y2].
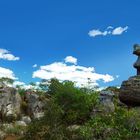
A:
[15, 121, 27, 127]
[119, 76, 140, 106]
[34, 112, 44, 119]
[100, 90, 114, 103]
[99, 90, 115, 113]
[21, 116, 31, 124]
[133, 44, 140, 75]
[25, 92, 46, 118]
[0, 86, 21, 121]
[119, 44, 140, 107]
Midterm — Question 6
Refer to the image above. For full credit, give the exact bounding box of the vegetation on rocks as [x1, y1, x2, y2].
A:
[0, 78, 140, 139]
[21, 79, 140, 140]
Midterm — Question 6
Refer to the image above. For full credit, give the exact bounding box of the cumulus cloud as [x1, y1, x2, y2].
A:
[0, 48, 20, 61]
[64, 56, 77, 65]
[107, 26, 113, 29]
[32, 56, 114, 87]
[88, 29, 108, 37]
[13, 80, 41, 90]
[0, 67, 16, 79]
[112, 26, 128, 35]
[33, 64, 38, 68]
[88, 26, 128, 37]
[13, 81, 25, 86]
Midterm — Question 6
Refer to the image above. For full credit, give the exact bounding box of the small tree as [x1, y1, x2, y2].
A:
[0, 77, 14, 86]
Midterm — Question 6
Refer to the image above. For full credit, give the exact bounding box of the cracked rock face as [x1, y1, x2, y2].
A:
[119, 76, 140, 106]
[25, 92, 45, 119]
[0, 86, 21, 121]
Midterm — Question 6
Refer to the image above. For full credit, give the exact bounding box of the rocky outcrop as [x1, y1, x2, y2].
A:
[119, 44, 140, 107]
[119, 76, 140, 106]
[0, 85, 48, 123]
[91, 90, 115, 117]
[0, 86, 21, 121]
[25, 92, 46, 119]
[99, 90, 115, 112]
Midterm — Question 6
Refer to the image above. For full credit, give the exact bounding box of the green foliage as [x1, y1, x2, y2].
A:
[18, 88, 26, 97]
[0, 77, 14, 85]
[39, 79, 49, 91]
[2, 124, 26, 136]
[79, 107, 140, 140]
[23, 79, 99, 139]
[51, 80, 99, 124]
[22, 79, 140, 140]
[23, 100, 66, 140]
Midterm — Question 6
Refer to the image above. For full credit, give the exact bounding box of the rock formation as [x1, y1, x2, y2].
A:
[119, 44, 140, 106]
[25, 91, 46, 119]
[0, 86, 21, 121]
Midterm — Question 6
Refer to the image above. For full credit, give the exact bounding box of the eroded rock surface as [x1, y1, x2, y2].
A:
[0, 86, 21, 121]
[119, 76, 140, 106]
[25, 92, 46, 119]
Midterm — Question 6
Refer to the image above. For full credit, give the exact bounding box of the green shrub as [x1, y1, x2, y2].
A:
[23, 79, 99, 140]
[23, 80, 140, 140]
[3, 124, 26, 136]
[23, 100, 67, 140]
[52, 80, 99, 124]
[79, 107, 140, 140]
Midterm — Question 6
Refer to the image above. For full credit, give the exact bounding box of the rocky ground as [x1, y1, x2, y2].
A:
[0, 85, 49, 140]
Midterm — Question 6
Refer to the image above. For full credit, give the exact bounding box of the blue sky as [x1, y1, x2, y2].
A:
[0, 0, 140, 88]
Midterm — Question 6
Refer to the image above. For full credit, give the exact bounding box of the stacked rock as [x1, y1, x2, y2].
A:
[119, 44, 140, 106]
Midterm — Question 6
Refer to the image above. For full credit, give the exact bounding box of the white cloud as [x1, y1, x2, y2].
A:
[13, 80, 40, 90]
[33, 64, 37, 68]
[107, 26, 113, 29]
[88, 29, 108, 37]
[88, 26, 128, 37]
[0, 48, 20, 61]
[13, 81, 25, 86]
[112, 26, 128, 35]
[64, 56, 77, 65]
[0, 67, 16, 79]
[32, 57, 114, 87]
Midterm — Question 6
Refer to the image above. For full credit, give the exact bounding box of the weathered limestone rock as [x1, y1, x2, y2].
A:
[91, 91, 115, 117]
[0, 86, 21, 121]
[25, 92, 45, 119]
[119, 76, 140, 106]
[99, 90, 115, 113]
[21, 116, 31, 124]
[15, 121, 27, 127]
[133, 44, 140, 75]
[119, 44, 140, 106]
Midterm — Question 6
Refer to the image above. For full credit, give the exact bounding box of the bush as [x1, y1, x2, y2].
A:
[23, 100, 67, 140]
[79, 107, 140, 140]
[23, 79, 99, 140]
[23, 79, 140, 140]
[51, 80, 99, 124]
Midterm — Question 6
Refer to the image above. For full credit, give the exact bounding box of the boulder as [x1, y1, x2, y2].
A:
[15, 121, 27, 127]
[119, 76, 140, 106]
[21, 116, 31, 124]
